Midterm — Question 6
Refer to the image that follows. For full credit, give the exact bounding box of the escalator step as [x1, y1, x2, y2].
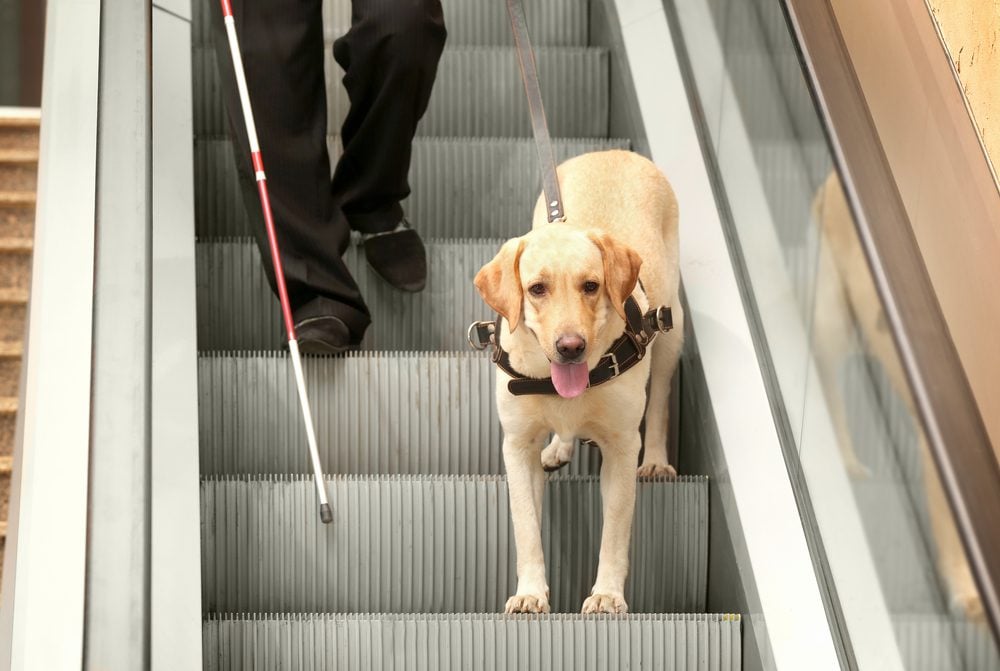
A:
[194, 136, 630, 239]
[894, 615, 1000, 671]
[199, 352, 602, 477]
[191, 0, 589, 49]
[199, 352, 502, 476]
[193, 46, 610, 139]
[201, 475, 708, 614]
[851, 480, 941, 614]
[202, 613, 742, 671]
[196, 238, 496, 352]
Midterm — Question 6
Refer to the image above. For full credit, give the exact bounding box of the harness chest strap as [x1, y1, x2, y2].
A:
[468, 296, 673, 396]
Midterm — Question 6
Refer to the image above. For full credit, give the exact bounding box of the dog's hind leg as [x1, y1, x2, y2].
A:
[637, 308, 683, 479]
[541, 434, 576, 472]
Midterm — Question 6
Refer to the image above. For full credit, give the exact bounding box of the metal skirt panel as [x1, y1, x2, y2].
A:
[190, 0, 589, 48]
[202, 612, 741, 671]
[198, 352, 602, 477]
[193, 46, 609, 139]
[193, 136, 631, 238]
[200, 475, 709, 614]
[196, 238, 498, 351]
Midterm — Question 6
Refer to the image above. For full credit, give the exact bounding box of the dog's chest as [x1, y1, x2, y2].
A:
[535, 397, 591, 437]
[501, 367, 649, 442]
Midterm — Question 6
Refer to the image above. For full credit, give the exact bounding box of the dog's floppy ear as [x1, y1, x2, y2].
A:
[475, 237, 527, 332]
[589, 232, 643, 322]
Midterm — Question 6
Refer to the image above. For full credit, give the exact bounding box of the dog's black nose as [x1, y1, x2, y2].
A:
[556, 334, 586, 360]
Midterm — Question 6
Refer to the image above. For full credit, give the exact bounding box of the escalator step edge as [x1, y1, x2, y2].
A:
[202, 612, 742, 671]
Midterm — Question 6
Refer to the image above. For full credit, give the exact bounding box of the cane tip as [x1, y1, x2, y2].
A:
[320, 503, 333, 524]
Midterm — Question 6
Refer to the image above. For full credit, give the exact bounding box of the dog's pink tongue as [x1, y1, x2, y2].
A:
[550, 362, 589, 398]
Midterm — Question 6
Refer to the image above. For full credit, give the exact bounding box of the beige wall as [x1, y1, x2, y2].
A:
[928, 0, 1000, 169]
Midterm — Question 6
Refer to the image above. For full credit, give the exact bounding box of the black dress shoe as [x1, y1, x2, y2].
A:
[294, 315, 358, 355]
[362, 220, 428, 292]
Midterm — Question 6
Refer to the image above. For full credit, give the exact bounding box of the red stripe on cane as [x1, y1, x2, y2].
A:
[221, 0, 233, 18]
[251, 151, 264, 173]
[256, 180, 297, 340]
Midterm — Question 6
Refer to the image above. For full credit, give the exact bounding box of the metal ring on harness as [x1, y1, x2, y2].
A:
[654, 306, 673, 333]
[467, 320, 496, 350]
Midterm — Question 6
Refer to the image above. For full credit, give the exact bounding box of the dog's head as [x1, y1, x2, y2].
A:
[474, 223, 642, 398]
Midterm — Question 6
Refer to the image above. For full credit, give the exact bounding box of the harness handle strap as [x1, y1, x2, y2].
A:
[506, 0, 565, 223]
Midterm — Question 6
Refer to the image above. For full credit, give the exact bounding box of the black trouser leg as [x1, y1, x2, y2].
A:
[210, 0, 371, 338]
[332, 0, 447, 234]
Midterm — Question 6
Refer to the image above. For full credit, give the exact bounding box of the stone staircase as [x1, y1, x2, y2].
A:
[0, 109, 38, 585]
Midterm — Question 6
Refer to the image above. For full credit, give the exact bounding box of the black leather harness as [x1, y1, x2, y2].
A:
[468, 297, 673, 396]
[471, 0, 674, 396]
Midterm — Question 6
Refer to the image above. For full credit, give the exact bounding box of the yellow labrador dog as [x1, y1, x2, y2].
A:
[474, 150, 683, 614]
[813, 172, 986, 622]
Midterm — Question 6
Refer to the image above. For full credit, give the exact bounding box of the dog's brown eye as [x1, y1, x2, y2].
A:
[529, 283, 546, 297]
[583, 281, 600, 294]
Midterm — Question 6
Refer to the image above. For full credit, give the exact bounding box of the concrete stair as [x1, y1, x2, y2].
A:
[0, 109, 39, 586]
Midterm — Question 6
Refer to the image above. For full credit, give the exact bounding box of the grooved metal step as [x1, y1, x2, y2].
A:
[895, 615, 1000, 671]
[194, 137, 630, 238]
[191, 0, 589, 48]
[852, 480, 939, 613]
[193, 46, 610, 139]
[842, 355, 943, 613]
[201, 476, 708, 614]
[196, 238, 496, 351]
[198, 352, 603, 477]
[203, 613, 742, 671]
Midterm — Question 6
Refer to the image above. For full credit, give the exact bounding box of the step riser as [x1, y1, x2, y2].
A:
[0, 206, 33, 239]
[196, 240, 496, 351]
[0, 253, 30, 292]
[0, 477, 8, 525]
[192, 0, 588, 48]
[0, 414, 13, 457]
[0, 164, 37, 192]
[0, 358, 19, 398]
[0, 128, 39, 152]
[203, 614, 742, 671]
[194, 47, 609, 139]
[0, 304, 26, 342]
[201, 477, 708, 614]
[194, 138, 629, 238]
[199, 354, 602, 477]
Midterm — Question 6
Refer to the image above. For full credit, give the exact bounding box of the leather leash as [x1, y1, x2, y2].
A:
[506, 0, 565, 222]
[466, 0, 675, 395]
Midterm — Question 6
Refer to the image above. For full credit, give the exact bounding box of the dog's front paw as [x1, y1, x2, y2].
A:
[582, 592, 628, 614]
[541, 436, 574, 472]
[505, 593, 551, 614]
[953, 590, 985, 623]
[637, 462, 677, 479]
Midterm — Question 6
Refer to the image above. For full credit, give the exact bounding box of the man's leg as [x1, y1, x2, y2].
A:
[332, 0, 447, 291]
[210, 0, 371, 346]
